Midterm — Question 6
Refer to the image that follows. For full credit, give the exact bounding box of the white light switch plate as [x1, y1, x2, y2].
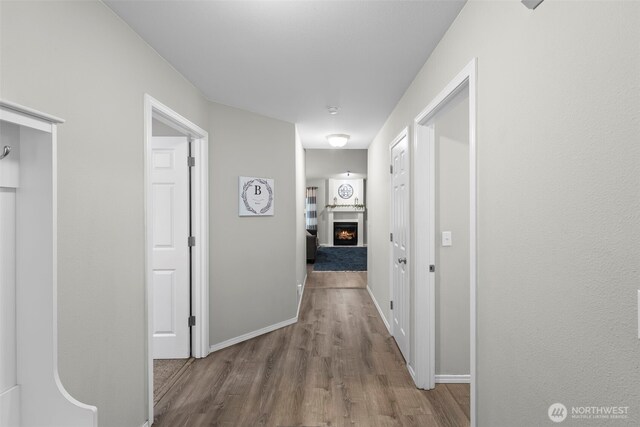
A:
[442, 231, 452, 247]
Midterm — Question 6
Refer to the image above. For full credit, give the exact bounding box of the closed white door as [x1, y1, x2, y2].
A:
[151, 137, 191, 359]
[391, 134, 410, 360]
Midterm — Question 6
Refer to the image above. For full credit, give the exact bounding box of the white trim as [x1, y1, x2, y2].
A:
[413, 58, 478, 427]
[388, 127, 410, 337]
[0, 99, 64, 124]
[366, 285, 391, 333]
[144, 94, 210, 424]
[296, 274, 308, 319]
[140, 422, 150, 427]
[0, 107, 53, 134]
[1, 100, 98, 426]
[435, 374, 471, 384]
[407, 364, 417, 383]
[209, 317, 298, 353]
[51, 124, 99, 424]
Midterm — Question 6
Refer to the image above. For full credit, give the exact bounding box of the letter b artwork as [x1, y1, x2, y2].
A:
[239, 176, 275, 216]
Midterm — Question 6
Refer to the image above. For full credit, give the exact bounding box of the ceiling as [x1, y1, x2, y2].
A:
[106, 0, 466, 149]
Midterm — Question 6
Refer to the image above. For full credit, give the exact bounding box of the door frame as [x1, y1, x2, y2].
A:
[143, 94, 210, 422]
[412, 58, 477, 426]
[388, 127, 410, 355]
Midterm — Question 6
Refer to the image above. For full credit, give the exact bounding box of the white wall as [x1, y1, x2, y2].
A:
[1, 1, 300, 426]
[306, 149, 367, 179]
[305, 149, 367, 179]
[1, 2, 210, 426]
[367, 1, 640, 425]
[434, 94, 469, 376]
[208, 103, 298, 345]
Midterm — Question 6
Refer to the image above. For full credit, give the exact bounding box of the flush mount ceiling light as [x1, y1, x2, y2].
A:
[326, 134, 350, 148]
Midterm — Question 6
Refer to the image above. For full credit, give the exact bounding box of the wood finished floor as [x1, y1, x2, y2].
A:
[154, 270, 470, 427]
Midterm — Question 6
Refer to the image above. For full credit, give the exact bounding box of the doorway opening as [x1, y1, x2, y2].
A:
[144, 95, 209, 423]
[304, 149, 368, 273]
[413, 59, 477, 426]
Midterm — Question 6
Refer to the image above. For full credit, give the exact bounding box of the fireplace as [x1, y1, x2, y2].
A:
[333, 222, 358, 246]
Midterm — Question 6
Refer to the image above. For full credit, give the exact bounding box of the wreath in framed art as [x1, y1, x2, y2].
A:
[239, 176, 274, 216]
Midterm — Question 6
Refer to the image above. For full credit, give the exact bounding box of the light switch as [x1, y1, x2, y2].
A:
[442, 231, 452, 247]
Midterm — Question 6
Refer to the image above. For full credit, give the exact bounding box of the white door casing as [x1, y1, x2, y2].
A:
[144, 95, 209, 423]
[391, 131, 410, 360]
[413, 58, 477, 426]
[151, 136, 191, 359]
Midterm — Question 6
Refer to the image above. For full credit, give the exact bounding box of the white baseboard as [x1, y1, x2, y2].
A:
[366, 285, 391, 333]
[407, 364, 417, 383]
[435, 374, 471, 384]
[140, 422, 149, 427]
[296, 274, 307, 319]
[209, 317, 298, 353]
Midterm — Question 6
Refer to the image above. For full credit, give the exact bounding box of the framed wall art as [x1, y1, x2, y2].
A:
[239, 176, 275, 216]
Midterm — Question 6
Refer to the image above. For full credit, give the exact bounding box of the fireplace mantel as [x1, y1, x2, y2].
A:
[325, 179, 366, 247]
[326, 206, 366, 213]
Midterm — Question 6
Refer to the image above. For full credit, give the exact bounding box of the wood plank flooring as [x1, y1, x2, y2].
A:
[154, 271, 469, 427]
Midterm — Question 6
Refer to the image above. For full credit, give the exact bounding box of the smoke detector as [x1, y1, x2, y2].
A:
[327, 106, 339, 115]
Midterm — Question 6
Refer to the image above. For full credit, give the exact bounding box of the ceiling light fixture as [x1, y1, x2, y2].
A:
[326, 134, 350, 148]
[327, 106, 339, 115]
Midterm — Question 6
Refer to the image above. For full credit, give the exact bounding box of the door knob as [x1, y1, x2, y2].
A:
[397, 257, 407, 264]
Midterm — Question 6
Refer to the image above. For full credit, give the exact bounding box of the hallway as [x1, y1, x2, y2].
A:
[153, 272, 469, 426]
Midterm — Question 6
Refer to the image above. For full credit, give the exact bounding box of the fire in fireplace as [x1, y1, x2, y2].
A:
[334, 222, 358, 246]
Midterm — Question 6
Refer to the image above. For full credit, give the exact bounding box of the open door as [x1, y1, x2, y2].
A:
[390, 131, 410, 360]
[150, 136, 191, 359]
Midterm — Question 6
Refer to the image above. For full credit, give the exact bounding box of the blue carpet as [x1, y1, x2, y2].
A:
[313, 246, 367, 271]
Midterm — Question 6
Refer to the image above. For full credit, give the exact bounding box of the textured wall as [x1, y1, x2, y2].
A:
[305, 149, 368, 179]
[434, 94, 470, 376]
[208, 103, 297, 345]
[0, 2, 209, 426]
[367, 1, 640, 425]
[1, 1, 300, 425]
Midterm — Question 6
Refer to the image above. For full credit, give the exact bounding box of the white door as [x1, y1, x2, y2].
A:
[391, 133, 410, 360]
[151, 137, 191, 359]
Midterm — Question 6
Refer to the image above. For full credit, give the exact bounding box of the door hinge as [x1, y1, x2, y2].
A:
[187, 156, 195, 167]
[390, 165, 393, 174]
[390, 232, 393, 242]
[188, 316, 196, 327]
[429, 265, 435, 272]
[390, 301, 394, 310]
[188, 236, 196, 247]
